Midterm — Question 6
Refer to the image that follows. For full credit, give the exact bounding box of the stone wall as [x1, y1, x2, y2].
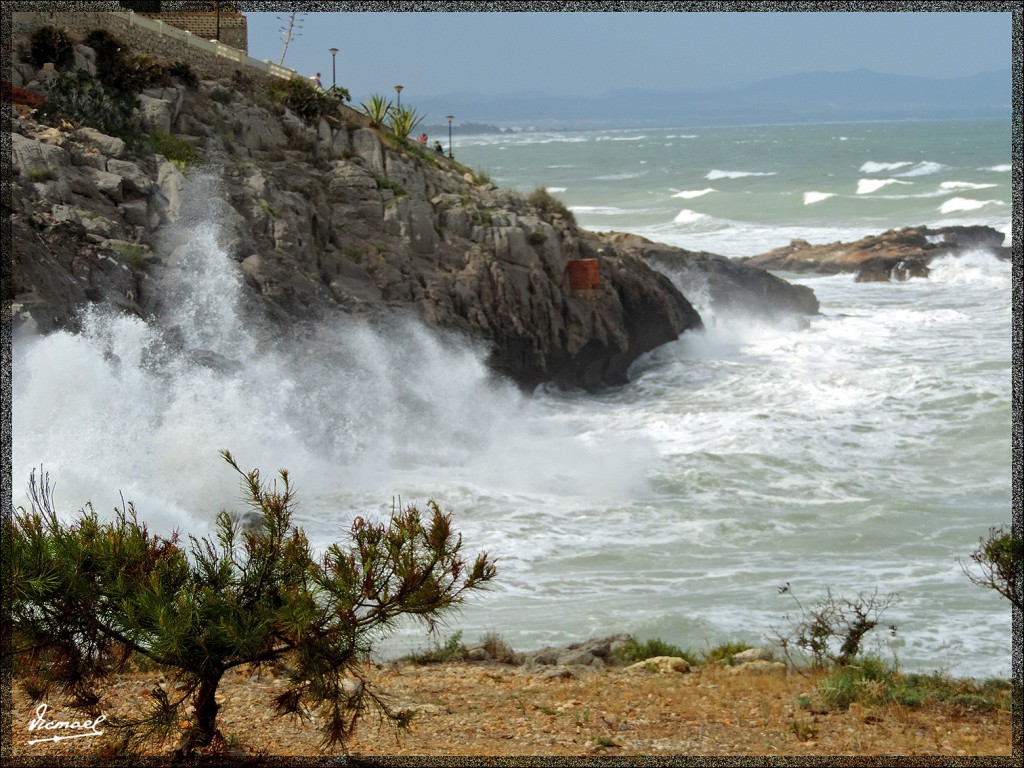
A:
[12, 11, 269, 85]
[138, 12, 247, 52]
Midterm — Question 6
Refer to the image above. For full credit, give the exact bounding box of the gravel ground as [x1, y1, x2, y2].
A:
[9, 659, 1014, 759]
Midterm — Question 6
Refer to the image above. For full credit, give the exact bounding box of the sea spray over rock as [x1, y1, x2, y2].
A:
[12, 174, 656, 540]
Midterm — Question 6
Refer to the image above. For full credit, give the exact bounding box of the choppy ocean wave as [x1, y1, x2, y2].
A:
[706, 169, 778, 180]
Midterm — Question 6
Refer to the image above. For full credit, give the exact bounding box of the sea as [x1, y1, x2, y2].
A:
[10, 118, 1014, 680]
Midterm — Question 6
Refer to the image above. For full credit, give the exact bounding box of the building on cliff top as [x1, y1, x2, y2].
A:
[117, 1, 247, 53]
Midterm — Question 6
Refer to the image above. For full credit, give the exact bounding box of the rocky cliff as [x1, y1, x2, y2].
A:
[7, 29, 815, 391]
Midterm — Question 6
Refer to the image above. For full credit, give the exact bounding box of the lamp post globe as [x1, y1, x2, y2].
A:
[329, 47, 339, 91]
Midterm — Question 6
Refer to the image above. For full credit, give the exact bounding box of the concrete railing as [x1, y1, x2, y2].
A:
[119, 10, 298, 81]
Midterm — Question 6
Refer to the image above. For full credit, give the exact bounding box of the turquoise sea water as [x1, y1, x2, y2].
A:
[11, 120, 1013, 679]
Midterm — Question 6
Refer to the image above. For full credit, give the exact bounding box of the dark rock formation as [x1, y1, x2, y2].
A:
[740, 225, 1009, 283]
[603, 232, 820, 321]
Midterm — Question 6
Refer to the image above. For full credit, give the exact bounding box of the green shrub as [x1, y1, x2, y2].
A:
[613, 636, 698, 666]
[961, 525, 1023, 611]
[9, 452, 495, 755]
[39, 70, 138, 140]
[29, 26, 75, 70]
[527, 187, 575, 224]
[528, 231, 547, 245]
[815, 657, 1012, 714]
[26, 167, 56, 183]
[267, 76, 329, 125]
[703, 641, 755, 666]
[404, 631, 469, 665]
[473, 167, 493, 185]
[168, 61, 198, 89]
[148, 131, 203, 171]
[373, 175, 406, 198]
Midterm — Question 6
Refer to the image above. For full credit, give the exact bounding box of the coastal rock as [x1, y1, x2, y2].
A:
[624, 656, 692, 675]
[741, 225, 1009, 282]
[604, 231, 820, 322]
[8, 44, 705, 391]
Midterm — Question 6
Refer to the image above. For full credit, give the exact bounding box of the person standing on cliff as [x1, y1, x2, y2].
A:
[311, 72, 323, 90]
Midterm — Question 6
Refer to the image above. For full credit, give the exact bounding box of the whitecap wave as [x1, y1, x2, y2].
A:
[545, 186, 567, 193]
[860, 161, 913, 173]
[938, 197, 1006, 214]
[569, 205, 627, 215]
[671, 188, 716, 199]
[803, 191, 837, 205]
[982, 164, 1011, 172]
[939, 181, 998, 192]
[594, 171, 647, 181]
[896, 161, 946, 177]
[706, 169, 777, 180]
[856, 178, 913, 194]
[673, 208, 711, 225]
[596, 135, 648, 142]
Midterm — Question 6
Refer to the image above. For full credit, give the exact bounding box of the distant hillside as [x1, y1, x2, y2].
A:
[418, 68, 1011, 129]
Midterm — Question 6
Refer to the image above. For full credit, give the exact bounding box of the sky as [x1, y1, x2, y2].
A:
[243, 9, 1012, 102]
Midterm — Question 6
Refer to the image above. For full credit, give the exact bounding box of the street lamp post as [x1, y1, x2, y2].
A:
[329, 47, 338, 92]
[394, 85, 403, 109]
[446, 115, 454, 158]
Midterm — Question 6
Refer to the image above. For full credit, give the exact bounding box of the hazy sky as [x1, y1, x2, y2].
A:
[244, 10, 1011, 101]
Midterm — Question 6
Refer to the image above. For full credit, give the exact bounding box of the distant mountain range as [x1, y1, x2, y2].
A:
[417, 68, 1011, 131]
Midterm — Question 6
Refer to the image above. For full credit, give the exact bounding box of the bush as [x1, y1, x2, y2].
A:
[39, 70, 138, 140]
[815, 658, 1013, 713]
[29, 26, 75, 70]
[771, 584, 899, 668]
[703, 641, 756, 666]
[403, 631, 470, 665]
[8, 452, 496, 755]
[148, 131, 203, 171]
[613, 636, 699, 666]
[960, 525, 1022, 612]
[267, 76, 330, 125]
[527, 187, 575, 224]
[168, 61, 198, 89]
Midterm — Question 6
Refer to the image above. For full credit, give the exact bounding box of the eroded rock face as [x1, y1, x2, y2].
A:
[740, 225, 1009, 282]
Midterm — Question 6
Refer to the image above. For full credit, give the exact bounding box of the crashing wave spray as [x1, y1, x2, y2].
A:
[12, 174, 649, 538]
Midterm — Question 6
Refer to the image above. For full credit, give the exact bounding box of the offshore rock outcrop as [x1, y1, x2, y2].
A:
[604, 232, 820, 321]
[739, 225, 1009, 282]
